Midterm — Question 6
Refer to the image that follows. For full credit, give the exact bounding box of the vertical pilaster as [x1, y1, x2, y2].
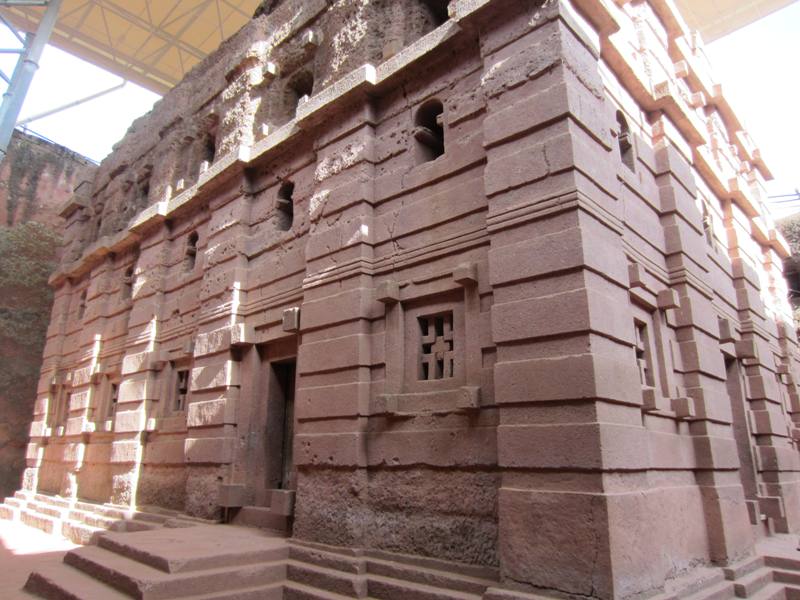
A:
[293, 101, 377, 547]
[481, 5, 637, 597]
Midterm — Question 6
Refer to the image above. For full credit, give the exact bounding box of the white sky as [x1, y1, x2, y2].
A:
[0, 3, 797, 215]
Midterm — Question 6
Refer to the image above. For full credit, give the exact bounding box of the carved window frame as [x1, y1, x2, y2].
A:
[378, 264, 482, 414]
[628, 271, 688, 418]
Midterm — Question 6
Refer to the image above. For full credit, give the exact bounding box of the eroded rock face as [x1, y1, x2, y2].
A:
[0, 132, 96, 499]
[0, 131, 95, 228]
[60, 0, 449, 266]
[15, 1, 800, 598]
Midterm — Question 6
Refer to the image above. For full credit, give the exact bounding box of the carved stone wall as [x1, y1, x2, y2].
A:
[20, 1, 800, 598]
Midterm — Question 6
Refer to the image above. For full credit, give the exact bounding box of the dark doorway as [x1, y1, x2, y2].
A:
[266, 359, 296, 491]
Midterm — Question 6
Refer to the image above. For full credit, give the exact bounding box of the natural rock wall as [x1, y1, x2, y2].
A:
[0, 131, 95, 498]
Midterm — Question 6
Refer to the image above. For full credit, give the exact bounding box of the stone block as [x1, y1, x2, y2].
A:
[499, 488, 612, 599]
[375, 281, 400, 305]
[218, 483, 245, 507]
[282, 307, 301, 332]
[142, 440, 185, 465]
[114, 410, 145, 433]
[184, 437, 235, 464]
[269, 489, 295, 516]
[190, 360, 240, 392]
[187, 398, 236, 428]
[110, 441, 140, 464]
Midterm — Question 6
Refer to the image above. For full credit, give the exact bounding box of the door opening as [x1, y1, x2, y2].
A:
[266, 359, 296, 491]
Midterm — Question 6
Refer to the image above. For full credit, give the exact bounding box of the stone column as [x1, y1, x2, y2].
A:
[111, 226, 168, 507]
[725, 199, 800, 533]
[22, 280, 72, 494]
[653, 134, 754, 561]
[183, 184, 251, 519]
[292, 100, 378, 548]
[480, 5, 639, 597]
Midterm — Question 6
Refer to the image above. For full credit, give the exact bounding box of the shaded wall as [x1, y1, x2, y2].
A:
[0, 130, 96, 498]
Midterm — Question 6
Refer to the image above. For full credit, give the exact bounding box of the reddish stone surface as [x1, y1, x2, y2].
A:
[0, 132, 95, 501]
[6, 1, 800, 598]
[0, 131, 95, 229]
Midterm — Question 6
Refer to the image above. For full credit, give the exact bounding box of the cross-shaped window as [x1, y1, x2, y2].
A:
[419, 313, 455, 380]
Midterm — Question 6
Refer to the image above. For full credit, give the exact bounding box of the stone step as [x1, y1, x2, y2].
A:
[775, 570, 800, 587]
[6, 496, 24, 508]
[28, 500, 68, 520]
[370, 549, 498, 583]
[15, 490, 31, 501]
[366, 555, 496, 595]
[74, 501, 131, 521]
[24, 561, 131, 600]
[34, 494, 72, 509]
[65, 544, 286, 600]
[135, 504, 214, 527]
[284, 581, 359, 600]
[0, 503, 20, 521]
[68, 507, 119, 530]
[61, 519, 105, 545]
[162, 517, 206, 529]
[726, 557, 766, 581]
[185, 583, 285, 600]
[288, 542, 364, 575]
[367, 573, 482, 600]
[20, 508, 60, 535]
[784, 584, 800, 600]
[682, 580, 736, 600]
[746, 581, 790, 600]
[97, 526, 289, 573]
[735, 568, 774, 598]
[767, 557, 800, 573]
[119, 518, 160, 533]
[231, 506, 290, 533]
[130, 511, 171, 525]
[287, 560, 367, 597]
[482, 589, 552, 600]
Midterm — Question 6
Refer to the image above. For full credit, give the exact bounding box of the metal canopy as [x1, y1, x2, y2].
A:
[674, 0, 796, 42]
[0, 0, 795, 95]
[0, 0, 261, 95]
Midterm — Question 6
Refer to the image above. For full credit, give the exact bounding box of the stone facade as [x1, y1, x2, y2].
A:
[13, 0, 800, 598]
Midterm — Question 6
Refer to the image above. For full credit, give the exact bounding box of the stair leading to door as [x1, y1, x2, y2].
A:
[0, 491, 213, 545]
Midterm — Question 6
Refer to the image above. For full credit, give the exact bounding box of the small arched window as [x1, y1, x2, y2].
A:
[414, 99, 445, 163]
[184, 232, 199, 271]
[204, 135, 216, 164]
[77, 290, 87, 320]
[701, 203, 714, 247]
[288, 71, 314, 117]
[277, 181, 295, 231]
[203, 117, 219, 166]
[137, 178, 150, 207]
[122, 266, 134, 301]
[421, 0, 450, 27]
[616, 110, 635, 171]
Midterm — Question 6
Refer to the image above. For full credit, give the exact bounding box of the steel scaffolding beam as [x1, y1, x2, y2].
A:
[0, 0, 62, 161]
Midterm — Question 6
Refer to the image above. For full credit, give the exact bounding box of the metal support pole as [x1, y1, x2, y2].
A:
[0, 0, 62, 160]
[17, 80, 126, 126]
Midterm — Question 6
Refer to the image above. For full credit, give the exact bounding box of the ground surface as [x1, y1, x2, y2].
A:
[0, 519, 77, 598]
